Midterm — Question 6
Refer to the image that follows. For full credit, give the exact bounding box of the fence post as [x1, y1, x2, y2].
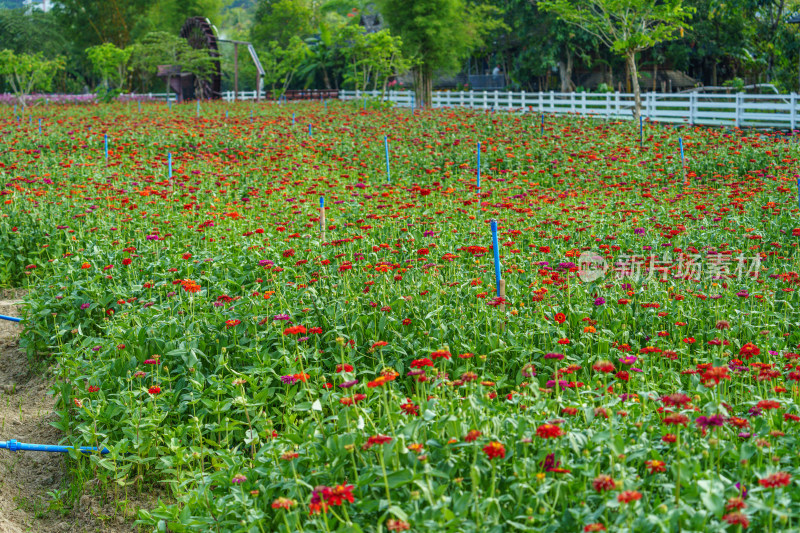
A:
[615, 91, 621, 118]
[689, 92, 695, 126]
[550, 91, 555, 113]
[538, 92, 543, 113]
[520, 90, 526, 113]
[460, 90, 464, 107]
[469, 91, 475, 109]
[735, 93, 742, 128]
[791, 93, 797, 132]
[582, 91, 587, 114]
[483, 91, 488, 110]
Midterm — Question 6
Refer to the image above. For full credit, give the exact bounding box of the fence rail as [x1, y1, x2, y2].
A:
[340, 89, 800, 130]
[135, 89, 800, 130]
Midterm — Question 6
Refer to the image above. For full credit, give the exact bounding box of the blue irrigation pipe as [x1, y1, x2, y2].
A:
[0, 315, 21, 322]
[679, 137, 684, 163]
[384, 135, 390, 183]
[491, 219, 501, 296]
[0, 440, 109, 454]
[477, 142, 481, 192]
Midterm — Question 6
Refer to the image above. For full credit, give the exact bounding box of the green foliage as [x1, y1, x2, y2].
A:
[377, 0, 506, 106]
[130, 31, 218, 96]
[259, 35, 309, 95]
[251, 0, 314, 48]
[86, 42, 134, 89]
[538, 0, 693, 118]
[339, 27, 410, 94]
[0, 49, 64, 111]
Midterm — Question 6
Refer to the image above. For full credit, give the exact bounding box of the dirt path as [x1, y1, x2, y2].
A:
[0, 299, 142, 533]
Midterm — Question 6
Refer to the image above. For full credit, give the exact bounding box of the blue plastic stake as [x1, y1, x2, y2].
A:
[292, 112, 295, 125]
[104, 134, 108, 161]
[308, 123, 312, 136]
[477, 142, 481, 192]
[168, 152, 172, 179]
[196, 100, 200, 117]
[226, 110, 228, 120]
[138, 101, 141, 113]
[0, 315, 21, 322]
[320, 196, 324, 208]
[797, 178, 800, 210]
[679, 137, 686, 184]
[540, 113, 544, 135]
[38, 118, 41, 134]
[0, 440, 109, 454]
[491, 220, 501, 296]
[168, 99, 172, 112]
[384, 135, 390, 182]
[325, 100, 327, 112]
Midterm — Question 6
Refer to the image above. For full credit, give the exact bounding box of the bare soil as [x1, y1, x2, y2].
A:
[0, 298, 149, 533]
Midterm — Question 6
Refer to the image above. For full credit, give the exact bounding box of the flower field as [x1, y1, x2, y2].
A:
[2, 100, 800, 532]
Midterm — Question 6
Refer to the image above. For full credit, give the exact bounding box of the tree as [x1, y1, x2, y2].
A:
[86, 42, 133, 90]
[259, 36, 309, 96]
[377, 0, 506, 108]
[0, 50, 64, 112]
[131, 32, 218, 99]
[251, 0, 313, 49]
[537, 0, 693, 120]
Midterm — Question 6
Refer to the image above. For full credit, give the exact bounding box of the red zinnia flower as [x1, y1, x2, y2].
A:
[700, 366, 730, 386]
[271, 497, 297, 510]
[148, 386, 161, 395]
[583, 524, 606, 532]
[464, 429, 482, 442]
[283, 325, 307, 335]
[645, 459, 666, 473]
[739, 342, 760, 360]
[482, 441, 506, 460]
[592, 475, 615, 492]
[618, 490, 642, 503]
[400, 400, 419, 416]
[722, 512, 749, 528]
[554, 312, 566, 324]
[759, 472, 791, 488]
[536, 424, 563, 439]
[325, 484, 355, 506]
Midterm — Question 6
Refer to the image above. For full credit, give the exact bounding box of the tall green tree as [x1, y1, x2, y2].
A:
[251, 0, 314, 48]
[0, 50, 64, 112]
[538, 0, 693, 119]
[86, 42, 133, 89]
[377, 0, 506, 107]
[131, 31, 218, 98]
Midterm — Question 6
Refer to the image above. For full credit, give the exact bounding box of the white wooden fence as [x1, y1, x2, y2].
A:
[340, 89, 800, 130]
[142, 89, 800, 129]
